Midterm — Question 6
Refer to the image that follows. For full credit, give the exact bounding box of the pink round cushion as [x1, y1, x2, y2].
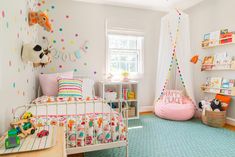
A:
[155, 99, 195, 121]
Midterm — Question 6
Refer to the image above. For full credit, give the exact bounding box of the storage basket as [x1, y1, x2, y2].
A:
[128, 107, 136, 118]
[202, 110, 226, 128]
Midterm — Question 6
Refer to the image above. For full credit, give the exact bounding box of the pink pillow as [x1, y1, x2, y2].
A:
[39, 71, 74, 96]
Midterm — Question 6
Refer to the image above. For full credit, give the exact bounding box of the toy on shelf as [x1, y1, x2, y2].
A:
[5, 129, 20, 149]
[28, 11, 52, 32]
[10, 112, 37, 139]
[128, 92, 135, 100]
[37, 130, 49, 138]
[122, 71, 129, 82]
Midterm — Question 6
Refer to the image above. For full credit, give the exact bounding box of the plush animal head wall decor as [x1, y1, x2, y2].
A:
[28, 11, 52, 32]
[21, 44, 52, 68]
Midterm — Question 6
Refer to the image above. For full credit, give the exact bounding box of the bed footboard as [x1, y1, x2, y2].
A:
[12, 99, 129, 156]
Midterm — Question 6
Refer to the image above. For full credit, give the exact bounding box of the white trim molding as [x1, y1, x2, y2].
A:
[226, 117, 235, 126]
[140, 105, 154, 112]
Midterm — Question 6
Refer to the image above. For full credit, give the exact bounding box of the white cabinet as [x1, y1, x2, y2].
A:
[98, 81, 139, 119]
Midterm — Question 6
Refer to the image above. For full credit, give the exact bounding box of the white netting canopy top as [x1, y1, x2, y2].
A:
[155, 9, 195, 104]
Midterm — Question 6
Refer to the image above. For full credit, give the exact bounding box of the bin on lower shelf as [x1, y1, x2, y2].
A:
[128, 107, 136, 118]
[202, 110, 226, 127]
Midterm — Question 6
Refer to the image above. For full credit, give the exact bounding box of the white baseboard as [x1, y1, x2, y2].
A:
[140, 105, 153, 112]
[226, 117, 235, 126]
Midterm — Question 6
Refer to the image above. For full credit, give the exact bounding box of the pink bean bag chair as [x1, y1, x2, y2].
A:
[155, 96, 195, 121]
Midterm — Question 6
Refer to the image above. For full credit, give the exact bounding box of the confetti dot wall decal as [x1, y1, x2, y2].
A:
[75, 50, 81, 59]
[13, 83, 16, 88]
[70, 40, 74, 45]
[50, 67, 56, 72]
[2, 10, 5, 18]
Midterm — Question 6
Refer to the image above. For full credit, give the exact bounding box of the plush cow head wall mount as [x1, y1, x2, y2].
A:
[21, 37, 53, 68]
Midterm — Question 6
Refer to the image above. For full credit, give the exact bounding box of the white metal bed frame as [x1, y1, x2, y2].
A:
[12, 99, 129, 156]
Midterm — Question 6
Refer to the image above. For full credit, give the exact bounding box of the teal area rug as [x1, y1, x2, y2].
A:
[85, 114, 235, 157]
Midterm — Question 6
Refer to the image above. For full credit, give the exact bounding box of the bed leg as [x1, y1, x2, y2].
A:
[126, 144, 128, 157]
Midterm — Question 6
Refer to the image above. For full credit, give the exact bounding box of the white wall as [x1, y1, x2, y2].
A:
[39, 0, 165, 109]
[0, 0, 39, 134]
[186, 0, 235, 119]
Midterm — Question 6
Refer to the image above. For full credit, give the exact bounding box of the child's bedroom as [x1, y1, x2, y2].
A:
[1, 0, 235, 157]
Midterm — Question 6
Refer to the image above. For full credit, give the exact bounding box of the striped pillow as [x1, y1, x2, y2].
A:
[58, 78, 83, 98]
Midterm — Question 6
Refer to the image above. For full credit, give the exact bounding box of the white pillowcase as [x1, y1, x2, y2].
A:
[81, 78, 95, 98]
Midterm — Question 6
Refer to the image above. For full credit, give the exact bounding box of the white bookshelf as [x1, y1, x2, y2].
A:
[98, 81, 139, 119]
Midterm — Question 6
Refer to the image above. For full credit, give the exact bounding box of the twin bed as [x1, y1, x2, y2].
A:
[12, 76, 129, 156]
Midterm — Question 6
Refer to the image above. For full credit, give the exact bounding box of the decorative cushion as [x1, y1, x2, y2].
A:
[39, 71, 74, 96]
[163, 90, 183, 104]
[58, 78, 83, 98]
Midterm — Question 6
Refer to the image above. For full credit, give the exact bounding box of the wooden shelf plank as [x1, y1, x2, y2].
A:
[202, 41, 235, 49]
[201, 86, 235, 96]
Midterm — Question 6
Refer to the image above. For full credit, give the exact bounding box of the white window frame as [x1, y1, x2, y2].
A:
[106, 29, 144, 79]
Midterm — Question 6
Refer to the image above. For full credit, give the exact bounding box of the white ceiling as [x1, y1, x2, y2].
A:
[73, 0, 204, 12]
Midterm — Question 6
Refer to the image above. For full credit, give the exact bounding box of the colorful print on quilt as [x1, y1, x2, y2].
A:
[32, 96, 100, 104]
[58, 78, 83, 98]
[31, 113, 126, 147]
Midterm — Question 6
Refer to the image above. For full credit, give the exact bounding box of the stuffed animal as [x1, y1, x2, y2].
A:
[210, 99, 222, 112]
[21, 44, 52, 67]
[28, 11, 52, 32]
[198, 100, 211, 111]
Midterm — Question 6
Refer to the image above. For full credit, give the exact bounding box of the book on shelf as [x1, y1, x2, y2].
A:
[209, 31, 220, 46]
[220, 29, 229, 35]
[201, 56, 214, 70]
[220, 89, 232, 95]
[122, 88, 129, 100]
[214, 52, 231, 65]
[221, 79, 230, 88]
[210, 77, 222, 88]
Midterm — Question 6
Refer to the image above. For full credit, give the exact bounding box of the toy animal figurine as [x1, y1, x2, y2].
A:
[28, 11, 52, 32]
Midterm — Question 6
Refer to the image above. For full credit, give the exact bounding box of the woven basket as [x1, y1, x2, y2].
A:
[202, 110, 226, 128]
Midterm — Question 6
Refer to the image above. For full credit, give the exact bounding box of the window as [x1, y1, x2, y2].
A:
[107, 33, 144, 77]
